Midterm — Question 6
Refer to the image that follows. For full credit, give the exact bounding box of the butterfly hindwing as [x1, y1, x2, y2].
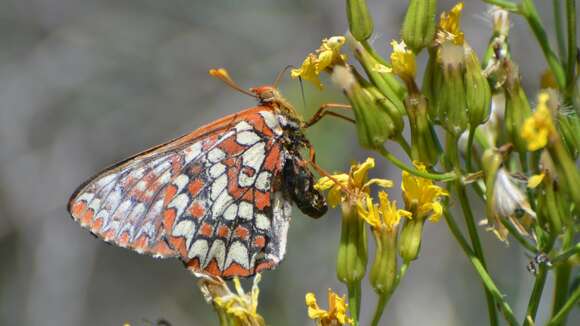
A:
[68, 107, 293, 277]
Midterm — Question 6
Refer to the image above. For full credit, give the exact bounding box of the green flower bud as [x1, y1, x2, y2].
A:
[504, 69, 532, 158]
[336, 202, 368, 284]
[401, 0, 437, 53]
[406, 94, 441, 165]
[347, 0, 374, 41]
[369, 231, 397, 295]
[398, 218, 424, 262]
[481, 147, 508, 241]
[352, 41, 406, 113]
[332, 66, 398, 149]
[465, 48, 491, 128]
[422, 49, 444, 123]
[440, 64, 469, 137]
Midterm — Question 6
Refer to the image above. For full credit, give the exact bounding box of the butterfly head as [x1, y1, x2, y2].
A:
[251, 85, 304, 126]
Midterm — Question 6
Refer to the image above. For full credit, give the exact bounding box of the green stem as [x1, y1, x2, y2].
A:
[553, 0, 567, 63]
[551, 230, 573, 325]
[395, 134, 413, 158]
[547, 284, 580, 326]
[378, 146, 457, 181]
[447, 135, 499, 326]
[524, 266, 548, 325]
[370, 262, 410, 326]
[348, 281, 362, 325]
[444, 210, 519, 326]
[520, 0, 567, 89]
[551, 242, 580, 265]
[370, 291, 392, 326]
[483, 0, 519, 11]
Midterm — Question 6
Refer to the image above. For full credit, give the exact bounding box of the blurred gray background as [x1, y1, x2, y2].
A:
[0, 0, 578, 325]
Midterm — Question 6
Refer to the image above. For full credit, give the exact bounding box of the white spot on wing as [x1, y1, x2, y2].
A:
[223, 203, 238, 221]
[236, 131, 261, 145]
[212, 191, 233, 219]
[238, 171, 257, 187]
[172, 220, 196, 248]
[255, 213, 271, 230]
[242, 142, 265, 171]
[184, 142, 203, 164]
[95, 174, 118, 188]
[168, 193, 190, 218]
[210, 174, 228, 200]
[189, 239, 209, 261]
[238, 201, 253, 220]
[234, 121, 253, 132]
[172, 174, 190, 193]
[77, 193, 95, 203]
[255, 171, 271, 192]
[259, 111, 278, 130]
[209, 163, 226, 178]
[225, 241, 250, 269]
[207, 148, 226, 163]
[204, 239, 226, 270]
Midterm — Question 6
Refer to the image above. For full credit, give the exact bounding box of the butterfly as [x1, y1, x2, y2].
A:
[68, 69, 329, 278]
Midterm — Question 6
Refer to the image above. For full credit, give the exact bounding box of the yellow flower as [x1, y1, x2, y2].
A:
[390, 40, 416, 79]
[291, 36, 348, 89]
[437, 2, 465, 45]
[401, 162, 449, 222]
[362, 191, 412, 232]
[306, 289, 353, 326]
[315, 157, 393, 208]
[198, 274, 265, 326]
[521, 92, 556, 151]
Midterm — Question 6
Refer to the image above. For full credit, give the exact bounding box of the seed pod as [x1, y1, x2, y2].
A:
[347, 0, 374, 41]
[401, 0, 437, 53]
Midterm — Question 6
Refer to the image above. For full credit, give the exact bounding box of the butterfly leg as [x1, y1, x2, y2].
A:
[304, 103, 354, 128]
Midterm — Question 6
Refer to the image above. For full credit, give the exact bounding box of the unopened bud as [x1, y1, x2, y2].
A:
[347, 0, 374, 41]
[401, 0, 437, 53]
[465, 47, 492, 128]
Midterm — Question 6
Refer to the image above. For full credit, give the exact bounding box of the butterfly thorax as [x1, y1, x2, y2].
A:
[250, 85, 304, 128]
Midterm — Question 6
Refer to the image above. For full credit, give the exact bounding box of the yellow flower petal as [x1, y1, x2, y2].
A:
[305, 289, 352, 325]
[291, 36, 347, 89]
[437, 3, 465, 45]
[390, 40, 416, 78]
[402, 162, 448, 222]
[528, 173, 545, 188]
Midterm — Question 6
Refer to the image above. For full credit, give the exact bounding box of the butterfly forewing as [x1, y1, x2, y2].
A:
[68, 106, 293, 277]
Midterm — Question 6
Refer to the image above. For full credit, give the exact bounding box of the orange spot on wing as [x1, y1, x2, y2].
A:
[151, 240, 176, 257]
[254, 235, 266, 248]
[255, 260, 275, 273]
[91, 218, 104, 233]
[186, 258, 201, 272]
[170, 156, 183, 176]
[80, 208, 94, 226]
[204, 258, 222, 275]
[235, 226, 250, 240]
[71, 201, 86, 218]
[219, 137, 246, 156]
[200, 223, 214, 237]
[163, 208, 177, 230]
[164, 185, 178, 206]
[188, 179, 204, 197]
[255, 191, 270, 210]
[217, 225, 230, 238]
[168, 237, 187, 257]
[223, 262, 252, 277]
[263, 144, 281, 170]
[117, 232, 130, 247]
[131, 234, 149, 252]
[189, 201, 206, 218]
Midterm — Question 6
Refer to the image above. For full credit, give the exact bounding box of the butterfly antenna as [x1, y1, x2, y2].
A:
[209, 68, 256, 98]
[273, 65, 295, 88]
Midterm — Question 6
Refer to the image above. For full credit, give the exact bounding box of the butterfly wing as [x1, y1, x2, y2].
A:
[68, 106, 293, 277]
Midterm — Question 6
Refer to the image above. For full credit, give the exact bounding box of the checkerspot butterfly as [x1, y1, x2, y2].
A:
[68, 70, 328, 278]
